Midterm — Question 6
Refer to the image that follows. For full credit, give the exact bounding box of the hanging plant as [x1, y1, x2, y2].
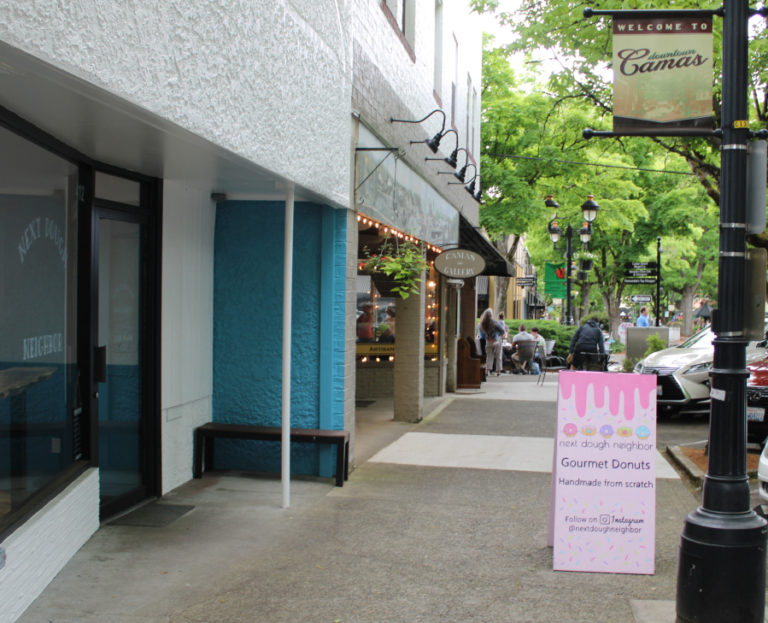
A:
[574, 250, 597, 271]
[361, 237, 428, 299]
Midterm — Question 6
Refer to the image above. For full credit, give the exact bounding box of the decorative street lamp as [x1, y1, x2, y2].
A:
[545, 195, 599, 325]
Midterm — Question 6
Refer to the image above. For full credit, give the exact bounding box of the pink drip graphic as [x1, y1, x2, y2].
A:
[559, 370, 653, 421]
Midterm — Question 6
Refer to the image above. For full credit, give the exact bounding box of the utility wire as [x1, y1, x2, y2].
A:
[487, 153, 696, 176]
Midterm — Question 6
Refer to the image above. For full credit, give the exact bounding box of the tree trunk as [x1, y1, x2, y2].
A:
[681, 285, 696, 337]
[579, 281, 591, 322]
[495, 276, 510, 316]
[492, 233, 520, 318]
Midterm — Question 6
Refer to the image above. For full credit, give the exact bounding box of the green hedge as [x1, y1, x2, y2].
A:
[502, 319, 578, 359]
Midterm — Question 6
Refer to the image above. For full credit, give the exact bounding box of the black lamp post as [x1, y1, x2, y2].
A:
[546, 195, 599, 325]
[676, 1, 768, 620]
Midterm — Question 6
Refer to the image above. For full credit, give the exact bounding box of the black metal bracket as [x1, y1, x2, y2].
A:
[583, 7, 722, 19]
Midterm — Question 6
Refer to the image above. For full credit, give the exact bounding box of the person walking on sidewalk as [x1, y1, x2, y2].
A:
[568, 317, 605, 370]
[479, 308, 505, 376]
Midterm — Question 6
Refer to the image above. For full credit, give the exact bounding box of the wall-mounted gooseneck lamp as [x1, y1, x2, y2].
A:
[466, 174, 483, 203]
[442, 160, 475, 184]
[433, 146, 469, 173]
[391, 109, 447, 153]
[448, 168, 483, 203]
[452, 153, 473, 182]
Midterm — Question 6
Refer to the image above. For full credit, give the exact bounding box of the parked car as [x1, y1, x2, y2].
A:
[757, 441, 768, 504]
[634, 326, 767, 416]
[746, 356, 768, 446]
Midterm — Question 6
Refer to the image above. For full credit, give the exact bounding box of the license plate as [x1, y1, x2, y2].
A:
[747, 406, 765, 422]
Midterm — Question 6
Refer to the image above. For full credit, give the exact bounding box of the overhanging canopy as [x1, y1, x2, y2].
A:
[458, 217, 514, 277]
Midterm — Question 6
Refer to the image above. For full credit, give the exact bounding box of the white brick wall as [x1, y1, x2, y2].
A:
[0, 469, 99, 623]
[161, 180, 215, 492]
[351, 0, 482, 223]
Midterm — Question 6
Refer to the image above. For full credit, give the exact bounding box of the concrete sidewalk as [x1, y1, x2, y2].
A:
[18, 374, 706, 623]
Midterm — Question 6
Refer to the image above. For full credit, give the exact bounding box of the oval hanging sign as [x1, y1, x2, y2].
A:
[434, 249, 486, 278]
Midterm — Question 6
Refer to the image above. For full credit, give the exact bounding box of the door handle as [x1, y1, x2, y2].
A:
[94, 345, 107, 383]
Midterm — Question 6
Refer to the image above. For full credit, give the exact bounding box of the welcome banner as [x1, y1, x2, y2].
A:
[613, 16, 713, 134]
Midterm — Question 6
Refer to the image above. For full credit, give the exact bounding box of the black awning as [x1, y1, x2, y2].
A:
[458, 216, 515, 277]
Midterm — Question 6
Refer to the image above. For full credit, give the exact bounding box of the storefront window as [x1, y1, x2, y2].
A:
[0, 126, 79, 525]
[356, 221, 440, 361]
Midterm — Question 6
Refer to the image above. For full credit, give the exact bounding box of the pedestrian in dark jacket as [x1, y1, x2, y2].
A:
[568, 318, 605, 370]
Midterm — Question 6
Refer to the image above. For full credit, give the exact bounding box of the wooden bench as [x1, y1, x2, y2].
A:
[193, 422, 350, 487]
[457, 337, 485, 389]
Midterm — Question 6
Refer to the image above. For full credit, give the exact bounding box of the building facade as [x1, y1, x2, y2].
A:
[0, 2, 502, 620]
[351, 0, 510, 419]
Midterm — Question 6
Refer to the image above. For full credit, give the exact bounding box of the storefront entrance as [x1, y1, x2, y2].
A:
[0, 111, 161, 530]
[94, 197, 156, 519]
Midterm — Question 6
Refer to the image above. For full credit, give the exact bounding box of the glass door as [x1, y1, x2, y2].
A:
[95, 211, 148, 517]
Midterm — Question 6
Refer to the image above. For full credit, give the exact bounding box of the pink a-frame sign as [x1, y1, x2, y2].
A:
[551, 371, 657, 574]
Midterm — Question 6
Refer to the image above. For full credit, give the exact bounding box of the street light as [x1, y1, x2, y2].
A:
[676, 2, 768, 621]
[545, 195, 600, 325]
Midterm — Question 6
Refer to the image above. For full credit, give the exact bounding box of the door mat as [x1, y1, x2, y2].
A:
[355, 400, 375, 408]
[110, 502, 194, 527]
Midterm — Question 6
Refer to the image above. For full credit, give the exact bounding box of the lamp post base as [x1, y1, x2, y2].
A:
[676, 507, 767, 623]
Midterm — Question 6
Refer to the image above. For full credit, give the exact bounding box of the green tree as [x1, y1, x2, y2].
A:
[480, 37, 719, 336]
[474, 1, 745, 326]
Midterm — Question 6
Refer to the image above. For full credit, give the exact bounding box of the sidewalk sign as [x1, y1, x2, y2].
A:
[549, 371, 657, 575]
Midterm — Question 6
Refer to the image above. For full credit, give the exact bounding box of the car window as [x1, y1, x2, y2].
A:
[678, 327, 714, 350]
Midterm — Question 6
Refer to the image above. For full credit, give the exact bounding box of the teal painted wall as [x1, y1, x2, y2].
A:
[212, 201, 346, 477]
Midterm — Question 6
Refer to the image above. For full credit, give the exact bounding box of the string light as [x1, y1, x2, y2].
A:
[355, 212, 444, 252]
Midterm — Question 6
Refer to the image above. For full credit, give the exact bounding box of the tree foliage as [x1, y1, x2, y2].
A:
[479, 26, 721, 335]
[473, 0, 768, 239]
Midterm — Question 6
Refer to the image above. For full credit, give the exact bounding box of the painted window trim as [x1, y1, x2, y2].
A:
[380, 0, 416, 63]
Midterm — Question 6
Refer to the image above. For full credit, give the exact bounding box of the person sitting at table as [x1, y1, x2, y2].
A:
[530, 327, 547, 368]
[510, 324, 536, 373]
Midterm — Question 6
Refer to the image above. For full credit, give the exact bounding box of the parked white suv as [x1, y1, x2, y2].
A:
[634, 326, 766, 416]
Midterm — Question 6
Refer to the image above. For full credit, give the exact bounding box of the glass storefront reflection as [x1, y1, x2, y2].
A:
[0, 127, 78, 524]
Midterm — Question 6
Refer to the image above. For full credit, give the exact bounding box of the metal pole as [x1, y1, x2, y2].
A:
[676, 1, 767, 620]
[655, 237, 661, 327]
[281, 183, 294, 509]
[564, 227, 570, 325]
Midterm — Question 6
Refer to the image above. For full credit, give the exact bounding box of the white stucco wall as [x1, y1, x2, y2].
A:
[351, 0, 482, 224]
[161, 180, 215, 492]
[352, 0, 481, 157]
[0, 0, 353, 207]
[0, 470, 99, 623]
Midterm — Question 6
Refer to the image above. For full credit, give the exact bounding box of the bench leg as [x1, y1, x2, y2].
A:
[344, 439, 349, 482]
[334, 441, 344, 487]
[205, 434, 214, 474]
[193, 429, 203, 478]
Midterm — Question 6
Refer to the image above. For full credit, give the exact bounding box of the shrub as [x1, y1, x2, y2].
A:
[644, 334, 667, 358]
[623, 357, 639, 372]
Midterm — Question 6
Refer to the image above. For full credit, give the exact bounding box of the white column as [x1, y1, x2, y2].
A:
[282, 183, 294, 508]
[393, 273, 426, 422]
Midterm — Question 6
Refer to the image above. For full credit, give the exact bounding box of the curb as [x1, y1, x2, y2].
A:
[667, 445, 705, 487]
[666, 445, 759, 487]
